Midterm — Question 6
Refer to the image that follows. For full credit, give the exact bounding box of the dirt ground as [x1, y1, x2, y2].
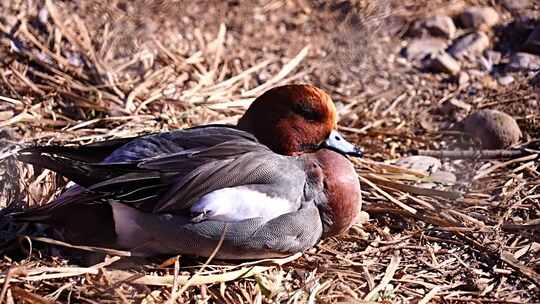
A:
[0, 0, 539, 303]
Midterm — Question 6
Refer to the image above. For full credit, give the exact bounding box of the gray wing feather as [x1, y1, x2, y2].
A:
[104, 126, 257, 163]
[151, 148, 306, 213]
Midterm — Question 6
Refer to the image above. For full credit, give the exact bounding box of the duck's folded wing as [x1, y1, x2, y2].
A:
[89, 141, 307, 213]
[18, 133, 307, 216]
[17, 126, 258, 187]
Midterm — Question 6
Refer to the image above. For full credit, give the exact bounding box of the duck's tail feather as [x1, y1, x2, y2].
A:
[6, 188, 119, 249]
[16, 146, 140, 187]
[7, 186, 106, 223]
[17, 138, 135, 163]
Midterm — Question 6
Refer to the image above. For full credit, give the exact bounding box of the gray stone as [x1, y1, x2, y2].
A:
[462, 109, 522, 149]
[419, 15, 457, 39]
[395, 155, 442, 175]
[355, 211, 370, 226]
[429, 171, 457, 185]
[404, 38, 448, 61]
[430, 52, 461, 75]
[459, 6, 500, 31]
[457, 71, 470, 86]
[523, 26, 540, 55]
[485, 50, 502, 65]
[507, 52, 540, 71]
[497, 75, 515, 86]
[448, 32, 490, 59]
[501, 0, 532, 11]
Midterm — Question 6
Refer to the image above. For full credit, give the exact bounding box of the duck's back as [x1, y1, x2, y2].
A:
[104, 125, 258, 163]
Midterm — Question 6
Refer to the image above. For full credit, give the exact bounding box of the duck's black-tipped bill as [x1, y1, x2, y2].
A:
[321, 130, 363, 157]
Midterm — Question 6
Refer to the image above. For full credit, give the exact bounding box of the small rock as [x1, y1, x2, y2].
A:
[430, 52, 461, 75]
[479, 51, 500, 72]
[479, 55, 494, 72]
[67, 52, 83, 67]
[507, 52, 540, 71]
[459, 6, 500, 31]
[38, 7, 49, 24]
[395, 155, 442, 174]
[485, 50, 502, 65]
[417, 15, 457, 39]
[395, 57, 410, 67]
[457, 71, 470, 86]
[481, 75, 499, 89]
[355, 211, 370, 226]
[468, 69, 487, 78]
[429, 171, 457, 185]
[462, 109, 522, 149]
[501, 0, 532, 11]
[497, 74, 515, 86]
[523, 26, 540, 55]
[448, 32, 490, 59]
[404, 38, 448, 61]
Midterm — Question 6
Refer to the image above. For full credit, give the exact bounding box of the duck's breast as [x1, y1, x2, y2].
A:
[190, 186, 298, 222]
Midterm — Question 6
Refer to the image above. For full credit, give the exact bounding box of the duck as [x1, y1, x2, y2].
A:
[11, 84, 363, 259]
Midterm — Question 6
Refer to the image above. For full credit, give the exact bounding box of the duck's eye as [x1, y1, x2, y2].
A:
[292, 103, 321, 121]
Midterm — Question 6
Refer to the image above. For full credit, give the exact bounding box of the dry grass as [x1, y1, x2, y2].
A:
[0, 0, 539, 303]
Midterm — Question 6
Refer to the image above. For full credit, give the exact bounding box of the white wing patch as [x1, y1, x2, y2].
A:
[191, 187, 296, 222]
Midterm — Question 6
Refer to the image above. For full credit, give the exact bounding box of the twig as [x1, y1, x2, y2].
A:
[500, 251, 540, 288]
[474, 153, 539, 180]
[10, 286, 57, 304]
[359, 175, 417, 215]
[412, 149, 528, 159]
[172, 224, 228, 299]
[27, 236, 132, 257]
[242, 45, 310, 96]
[364, 254, 401, 301]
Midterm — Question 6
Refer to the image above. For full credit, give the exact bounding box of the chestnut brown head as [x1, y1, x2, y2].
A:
[238, 84, 362, 157]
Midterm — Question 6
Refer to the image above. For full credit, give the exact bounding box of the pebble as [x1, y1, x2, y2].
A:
[448, 32, 490, 59]
[497, 75, 515, 86]
[416, 15, 457, 39]
[429, 171, 457, 185]
[404, 38, 447, 61]
[430, 52, 461, 75]
[38, 8, 49, 24]
[500, 0, 532, 11]
[485, 50, 502, 65]
[355, 211, 370, 226]
[459, 6, 500, 31]
[457, 71, 470, 86]
[395, 155, 442, 175]
[507, 52, 540, 71]
[462, 109, 522, 149]
[523, 26, 540, 55]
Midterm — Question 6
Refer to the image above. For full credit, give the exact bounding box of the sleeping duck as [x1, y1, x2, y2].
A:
[11, 84, 363, 259]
